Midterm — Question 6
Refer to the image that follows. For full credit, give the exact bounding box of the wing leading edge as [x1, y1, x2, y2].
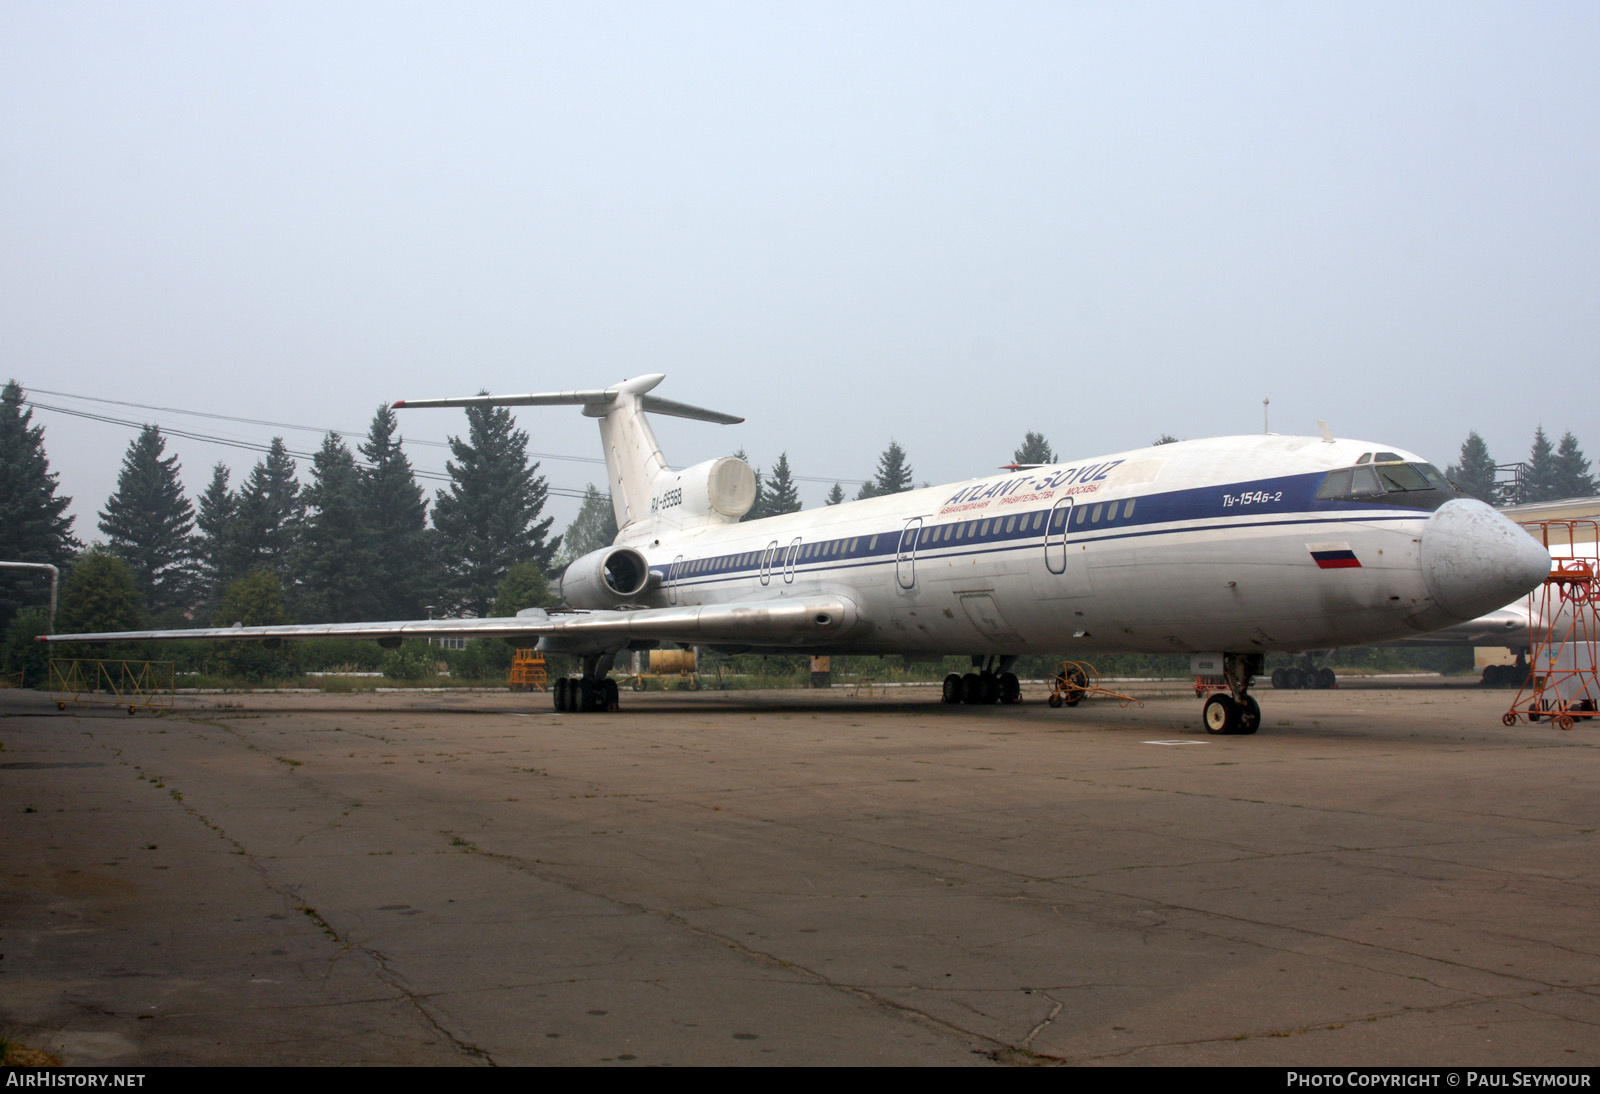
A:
[38, 596, 860, 654]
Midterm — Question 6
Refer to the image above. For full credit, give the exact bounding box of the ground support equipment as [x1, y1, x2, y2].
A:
[49, 658, 175, 716]
[1504, 520, 1597, 731]
[1047, 661, 1144, 710]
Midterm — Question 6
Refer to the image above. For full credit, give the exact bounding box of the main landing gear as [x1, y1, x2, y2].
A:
[942, 655, 1023, 706]
[552, 651, 621, 713]
[1270, 653, 1337, 690]
[1202, 653, 1264, 735]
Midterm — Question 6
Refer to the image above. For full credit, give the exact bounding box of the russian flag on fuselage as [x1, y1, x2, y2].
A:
[1308, 541, 1361, 569]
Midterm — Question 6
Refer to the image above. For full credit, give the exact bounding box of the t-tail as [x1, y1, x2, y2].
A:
[394, 374, 754, 540]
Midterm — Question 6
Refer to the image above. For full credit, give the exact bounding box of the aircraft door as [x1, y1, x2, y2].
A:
[759, 540, 779, 586]
[896, 518, 923, 590]
[667, 555, 685, 605]
[1045, 498, 1074, 575]
[783, 537, 802, 584]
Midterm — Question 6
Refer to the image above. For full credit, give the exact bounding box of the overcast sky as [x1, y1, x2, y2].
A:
[4, 1, 1597, 540]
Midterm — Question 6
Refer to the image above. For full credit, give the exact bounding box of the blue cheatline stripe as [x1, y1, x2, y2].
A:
[649, 467, 1432, 592]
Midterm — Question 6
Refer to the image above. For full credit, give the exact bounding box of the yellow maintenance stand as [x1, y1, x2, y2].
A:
[50, 658, 175, 715]
[508, 649, 548, 692]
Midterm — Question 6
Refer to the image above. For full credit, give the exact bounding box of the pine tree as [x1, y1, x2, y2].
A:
[561, 484, 619, 564]
[735, 448, 768, 521]
[1522, 427, 1560, 504]
[0, 380, 79, 632]
[858, 440, 913, 499]
[1552, 431, 1596, 500]
[233, 438, 303, 580]
[193, 464, 240, 608]
[1445, 432, 1498, 505]
[825, 483, 845, 506]
[98, 425, 198, 621]
[433, 402, 560, 617]
[356, 404, 433, 621]
[1152, 434, 1181, 446]
[1013, 432, 1055, 466]
[764, 453, 802, 515]
[296, 433, 372, 623]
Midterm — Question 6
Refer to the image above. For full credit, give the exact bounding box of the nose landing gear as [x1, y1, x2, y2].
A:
[1202, 653, 1264, 735]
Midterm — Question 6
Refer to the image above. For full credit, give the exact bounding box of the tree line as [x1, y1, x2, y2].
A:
[1445, 428, 1595, 506]
[0, 380, 561, 668]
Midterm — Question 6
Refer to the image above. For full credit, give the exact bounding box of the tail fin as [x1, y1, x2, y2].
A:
[394, 374, 745, 534]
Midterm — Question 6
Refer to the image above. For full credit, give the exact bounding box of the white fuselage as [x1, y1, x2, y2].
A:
[614, 434, 1519, 657]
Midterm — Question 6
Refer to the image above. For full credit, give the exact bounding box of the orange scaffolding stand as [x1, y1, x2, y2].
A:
[508, 648, 548, 692]
[1503, 520, 1598, 731]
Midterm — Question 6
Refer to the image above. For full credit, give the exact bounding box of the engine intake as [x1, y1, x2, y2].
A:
[559, 546, 655, 608]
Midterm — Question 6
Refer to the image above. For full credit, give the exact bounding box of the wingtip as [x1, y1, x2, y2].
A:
[391, 399, 407, 408]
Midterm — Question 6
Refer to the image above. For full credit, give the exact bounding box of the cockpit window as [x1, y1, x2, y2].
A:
[1350, 466, 1382, 494]
[1317, 460, 1457, 510]
[1375, 462, 1429, 492]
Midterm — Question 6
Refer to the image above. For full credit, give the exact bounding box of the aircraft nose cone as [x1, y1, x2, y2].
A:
[1421, 499, 1550, 621]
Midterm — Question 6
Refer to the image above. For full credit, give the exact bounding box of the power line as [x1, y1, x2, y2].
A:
[24, 384, 868, 487]
[24, 398, 593, 500]
[24, 385, 607, 466]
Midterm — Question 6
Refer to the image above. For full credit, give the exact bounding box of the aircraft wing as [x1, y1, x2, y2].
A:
[1385, 605, 1530, 648]
[38, 596, 860, 654]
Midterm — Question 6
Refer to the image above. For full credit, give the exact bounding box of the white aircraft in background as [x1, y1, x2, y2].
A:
[42, 374, 1550, 735]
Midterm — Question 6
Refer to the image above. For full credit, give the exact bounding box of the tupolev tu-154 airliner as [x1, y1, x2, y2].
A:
[42, 374, 1550, 735]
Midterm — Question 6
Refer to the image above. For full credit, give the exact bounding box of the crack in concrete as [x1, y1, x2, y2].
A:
[438, 827, 1043, 1062]
[88, 715, 500, 1065]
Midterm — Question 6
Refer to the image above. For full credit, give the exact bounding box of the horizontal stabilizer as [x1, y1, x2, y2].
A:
[394, 388, 619, 410]
[639, 395, 743, 424]
[394, 373, 741, 423]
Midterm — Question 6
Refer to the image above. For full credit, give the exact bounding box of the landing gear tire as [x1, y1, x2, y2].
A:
[603, 678, 620, 711]
[1314, 667, 1336, 690]
[553, 678, 570, 712]
[1236, 695, 1261, 735]
[999, 672, 1021, 704]
[1271, 668, 1287, 689]
[1284, 667, 1305, 690]
[583, 681, 606, 712]
[979, 672, 1000, 705]
[1204, 694, 1239, 734]
[959, 673, 980, 704]
[942, 673, 963, 704]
